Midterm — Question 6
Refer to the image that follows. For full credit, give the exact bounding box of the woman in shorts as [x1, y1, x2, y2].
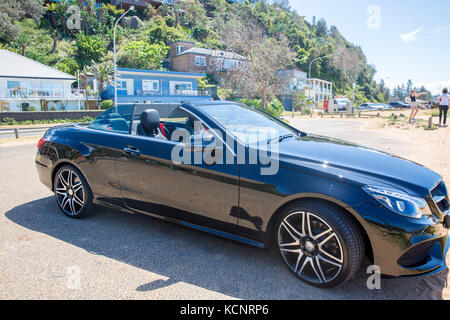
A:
[408, 90, 427, 123]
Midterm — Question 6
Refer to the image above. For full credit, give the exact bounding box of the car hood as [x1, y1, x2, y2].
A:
[276, 134, 441, 197]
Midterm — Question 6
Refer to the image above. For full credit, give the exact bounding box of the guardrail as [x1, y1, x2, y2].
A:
[0, 126, 53, 139]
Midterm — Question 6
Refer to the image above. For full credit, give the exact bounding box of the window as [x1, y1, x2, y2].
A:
[166, 107, 190, 126]
[197, 104, 296, 144]
[41, 81, 63, 97]
[117, 80, 127, 90]
[7, 81, 20, 89]
[142, 80, 159, 92]
[165, 107, 204, 138]
[117, 79, 133, 96]
[195, 56, 206, 66]
[171, 81, 193, 95]
[176, 46, 185, 54]
[89, 105, 133, 134]
[175, 83, 192, 91]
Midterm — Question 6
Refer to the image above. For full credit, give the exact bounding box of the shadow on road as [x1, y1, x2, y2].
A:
[5, 196, 448, 300]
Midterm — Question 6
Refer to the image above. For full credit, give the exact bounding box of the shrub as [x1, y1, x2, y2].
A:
[301, 108, 310, 115]
[100, 99, 114, 110]
[119, 40, 169, 70]
[238, 97, 284, 118]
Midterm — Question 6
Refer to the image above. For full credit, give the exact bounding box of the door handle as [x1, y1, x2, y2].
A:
[123, 147, 141, 156]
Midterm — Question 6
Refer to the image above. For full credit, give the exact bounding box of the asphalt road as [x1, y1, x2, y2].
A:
[0, 120, 447, 299]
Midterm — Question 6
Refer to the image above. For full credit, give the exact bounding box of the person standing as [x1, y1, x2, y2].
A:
[438, 88, 449, 127]
[408, 90, 427, 123]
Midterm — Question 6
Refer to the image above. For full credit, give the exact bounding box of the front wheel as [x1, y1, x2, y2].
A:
[53, 165, 93, 218]
[275, 201, 364, 288]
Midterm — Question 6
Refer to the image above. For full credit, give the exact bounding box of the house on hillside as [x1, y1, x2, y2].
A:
[277, 70, 333, 111]
[168, 41, 247, 74]
[110, 0, 175, 10]
[101, 68, 213, 104]
[226, 0, 260, 3]
[0, 49, 96, 112]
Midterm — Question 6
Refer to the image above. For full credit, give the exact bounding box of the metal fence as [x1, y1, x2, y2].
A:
[0, 126, 53, 139]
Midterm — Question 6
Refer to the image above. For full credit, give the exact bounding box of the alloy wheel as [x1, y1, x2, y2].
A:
[55, 169, 85, 216]
[278, 211, 344, 284]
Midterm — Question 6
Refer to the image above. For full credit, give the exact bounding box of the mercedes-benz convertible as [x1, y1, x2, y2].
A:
[35, 101, 450, 288]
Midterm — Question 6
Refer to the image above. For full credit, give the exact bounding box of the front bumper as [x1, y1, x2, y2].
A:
[351, 200, 449, 277]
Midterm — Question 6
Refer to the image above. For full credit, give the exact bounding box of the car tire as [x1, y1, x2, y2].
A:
[53, 165, 93, 219]
[275, 200, 364, 288]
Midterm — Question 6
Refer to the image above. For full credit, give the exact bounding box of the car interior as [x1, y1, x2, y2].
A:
[89, 104, 206, 142]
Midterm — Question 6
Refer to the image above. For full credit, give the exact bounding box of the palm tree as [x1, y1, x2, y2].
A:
[88, 61, 114, 109]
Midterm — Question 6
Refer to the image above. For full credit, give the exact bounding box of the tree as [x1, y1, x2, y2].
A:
[0, 0, 44, 41]
[315, 18, 328, 37]
[89, 61, 114, 108]
[118, 40, 169, 70]
[74, 33, 106, 66]
[220, 23, 295, 110]
[291, 90, 312, 117]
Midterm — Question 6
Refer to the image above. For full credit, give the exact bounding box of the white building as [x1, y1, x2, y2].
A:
[0, 49, 94, 112]
[306, 78, 333, 103]
[277, 70, 333, 111]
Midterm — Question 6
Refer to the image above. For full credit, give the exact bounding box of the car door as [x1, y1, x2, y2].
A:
[114, 107, 240, 234]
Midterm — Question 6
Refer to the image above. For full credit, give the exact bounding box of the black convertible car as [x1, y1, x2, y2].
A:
[36, 101, 450, 288]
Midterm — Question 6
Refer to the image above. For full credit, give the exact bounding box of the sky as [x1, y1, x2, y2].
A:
[290, 0, 450, 94]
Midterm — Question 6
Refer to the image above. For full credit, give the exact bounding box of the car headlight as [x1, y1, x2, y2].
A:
[363, 186, 431, 219]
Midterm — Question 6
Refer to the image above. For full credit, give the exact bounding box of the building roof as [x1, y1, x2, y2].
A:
[0, 49, 76, 81]
[118, 68, 205, 78]
[176, 47, 247, 60]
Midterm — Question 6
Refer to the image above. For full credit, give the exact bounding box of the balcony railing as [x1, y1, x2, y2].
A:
[71, 89, 98, 100]
[0, 88, 99, 100]
[133, 89, 211, 97]
[0, 88, 64, 100]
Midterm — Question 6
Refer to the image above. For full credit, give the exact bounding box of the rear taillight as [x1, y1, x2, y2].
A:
[37, 138, 47, 149]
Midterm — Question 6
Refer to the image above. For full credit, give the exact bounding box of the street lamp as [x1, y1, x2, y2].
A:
[113, 5, 134, 109]
[308, 54, 334, 79]
[307, 54, 333, 111]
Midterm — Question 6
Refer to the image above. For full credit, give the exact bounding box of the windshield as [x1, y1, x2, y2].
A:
[196, 103, 297, 144]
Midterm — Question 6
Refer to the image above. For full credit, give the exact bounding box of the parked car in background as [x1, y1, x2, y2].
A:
[389, 101, 411, 109]
[333, 98, 351, 112]
[380, 103, 394, 110]
[357, 103, 385, 111]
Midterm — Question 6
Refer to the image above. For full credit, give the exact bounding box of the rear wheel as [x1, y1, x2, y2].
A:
[53, 165, 93, 218]
[275, 200, 364, 288]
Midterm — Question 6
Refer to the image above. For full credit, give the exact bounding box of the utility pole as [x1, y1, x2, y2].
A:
[114, 6, 134, 110]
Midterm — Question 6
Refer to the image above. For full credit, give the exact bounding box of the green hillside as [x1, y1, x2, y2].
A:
[0, 0, 390, 105]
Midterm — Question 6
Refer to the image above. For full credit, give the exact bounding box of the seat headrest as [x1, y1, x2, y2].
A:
[140, 109, 160, 134]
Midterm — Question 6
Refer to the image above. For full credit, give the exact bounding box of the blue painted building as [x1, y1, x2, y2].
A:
[102, 68, 212, 104]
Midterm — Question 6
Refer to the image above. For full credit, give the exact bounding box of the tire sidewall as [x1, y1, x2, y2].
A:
[53, 165, 92, 218]
[275, 201, 362, 288]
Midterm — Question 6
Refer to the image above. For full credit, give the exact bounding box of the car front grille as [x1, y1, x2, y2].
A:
[398, 240, 437, 268]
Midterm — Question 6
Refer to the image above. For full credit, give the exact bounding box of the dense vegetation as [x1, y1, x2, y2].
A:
[0, 0, 398, 106]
